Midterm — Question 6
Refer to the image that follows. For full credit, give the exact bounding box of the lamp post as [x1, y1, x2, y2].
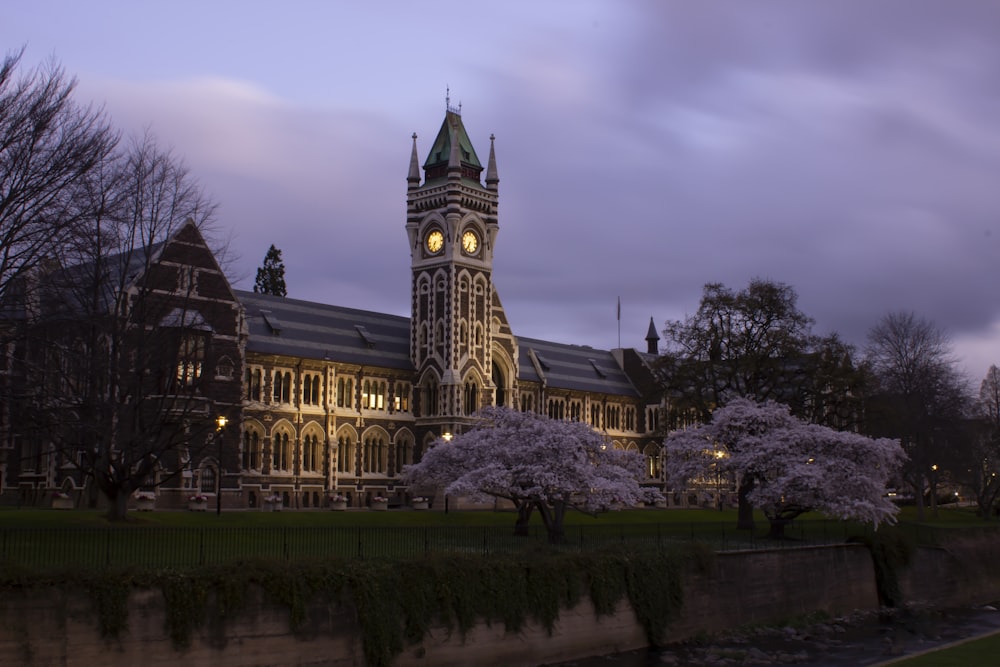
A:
[216, 415, 228, 515]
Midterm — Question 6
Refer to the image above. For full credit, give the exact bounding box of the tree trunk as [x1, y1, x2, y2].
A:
[106, 491, 129, 521]
[737, 477, 755, 530]
[513, 501, 534, 537]
[766, 518, 789, 540]
[911, 475, 926, 521]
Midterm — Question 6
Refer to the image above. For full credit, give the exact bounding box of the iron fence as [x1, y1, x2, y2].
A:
[0, 520, 904, 569]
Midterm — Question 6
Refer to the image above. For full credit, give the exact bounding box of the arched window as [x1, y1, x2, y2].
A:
[464, 380, 478, 415]
[423, 377, 439, 417]
[393, 436, 413, 476]
[337, 435, 355, 474]
[363, 435, 387, 474]
[337, 378, 354, 409]
[242, 429, 263, 471]
[302, 433, 322, 473]
[643, 444, 662, 479]
[492, 362, 506, 407]
[435, 320, 446, 360]
[248, 367, 262, 401]
[200, 465, 217, 493]
[272, 431, 291, 471]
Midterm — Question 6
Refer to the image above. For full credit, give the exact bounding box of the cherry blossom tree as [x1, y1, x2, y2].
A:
[403, 407, 662, 544]
[664, 398, 905, 538]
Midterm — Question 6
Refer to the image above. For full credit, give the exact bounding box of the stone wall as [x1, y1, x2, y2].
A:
[2, 544, 998, 667]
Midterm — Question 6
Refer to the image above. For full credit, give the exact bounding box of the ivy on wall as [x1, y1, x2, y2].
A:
[0, 545, 711, 667]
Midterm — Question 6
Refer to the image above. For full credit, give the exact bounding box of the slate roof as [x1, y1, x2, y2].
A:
[517, 337, 639, 397]
[238, 291, 640, 398]
[237, 290, 413, 370]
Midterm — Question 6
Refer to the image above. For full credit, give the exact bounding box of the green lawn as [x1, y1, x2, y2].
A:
[1, 503, 996, 570]
[879, 630, 1000, 666]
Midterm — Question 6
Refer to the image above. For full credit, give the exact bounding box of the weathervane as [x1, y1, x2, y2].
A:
[446, 85, 461, 114]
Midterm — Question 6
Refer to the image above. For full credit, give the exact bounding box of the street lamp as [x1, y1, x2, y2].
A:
[215, 415, 228, 515]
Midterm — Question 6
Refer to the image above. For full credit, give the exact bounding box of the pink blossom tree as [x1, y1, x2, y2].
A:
[664, 398, 906, 538]
[403, 407, 662, 543]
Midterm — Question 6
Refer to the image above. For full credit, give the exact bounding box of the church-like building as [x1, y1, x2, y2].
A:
[0, 107, 668, 510]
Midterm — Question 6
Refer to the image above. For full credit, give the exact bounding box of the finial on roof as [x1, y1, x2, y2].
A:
[486, 133, 499, 190]
[446, 85, 461, 115]
[646, 316, 660, 355]
[407, 132, 420, 187]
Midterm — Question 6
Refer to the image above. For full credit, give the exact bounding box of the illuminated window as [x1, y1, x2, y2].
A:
[176, 335, 205, 386]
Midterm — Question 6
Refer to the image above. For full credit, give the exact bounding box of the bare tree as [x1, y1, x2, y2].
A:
[0, 47, 118, 304]
[958, 365, 1000, 518]
[864, 311, 971, 519]
[10, 133, 235, 520]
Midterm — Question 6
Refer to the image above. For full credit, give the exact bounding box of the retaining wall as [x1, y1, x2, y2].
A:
[2, 543, 998, 667]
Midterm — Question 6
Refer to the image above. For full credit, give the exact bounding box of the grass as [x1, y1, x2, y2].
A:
[1, 503, 996, 570]
[878, 630, 1000, 666]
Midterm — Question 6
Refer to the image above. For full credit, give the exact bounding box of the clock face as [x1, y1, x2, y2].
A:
[461, 230, 479, 254]
[426, 230, 444, 253]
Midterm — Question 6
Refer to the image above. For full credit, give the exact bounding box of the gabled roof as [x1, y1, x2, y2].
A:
[236, 290, 413, 370]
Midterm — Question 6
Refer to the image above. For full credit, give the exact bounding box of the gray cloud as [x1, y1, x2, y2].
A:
[8, 1, 998, 381]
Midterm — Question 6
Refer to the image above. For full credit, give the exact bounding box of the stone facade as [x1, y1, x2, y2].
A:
[0, 108, 667, 508]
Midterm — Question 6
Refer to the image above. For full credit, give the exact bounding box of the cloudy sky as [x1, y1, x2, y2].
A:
[5, 1, 999, 383]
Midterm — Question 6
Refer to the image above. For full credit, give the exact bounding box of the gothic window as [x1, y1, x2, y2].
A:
[242, 429, 263, 471]
[434, 320, 446, 360]
[362, 380, 387, 410]
[215, 355, 234, 380]
[569, 400, 583, 422]
[302, 373, 321, 406]
[199, 465, 217, 493]
[273, 370, 292, 403]
[463, 380, 479, 415]
[646, 406, 660, 433]
[423, 377, 439, 416]
[520, 393, 534, 413]
[492, 362, 506, 407]
[272, 431, 292, 471]
[337, 435, 356, 474]
[393, 382, 411, 412]
[591, 404, 601, 427]
[337, 377, 355, 409]
[393, 436, 413, 476]
[644, 444, 662, 479]
[604, 405, 621, 430]
[175, 334, 205, 386]
[247, 367, 263, 401]
[363, 434, 387, 474]
[302, 432, 322, 473]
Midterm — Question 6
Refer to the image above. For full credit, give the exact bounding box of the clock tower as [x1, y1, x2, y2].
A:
[406, 104, 517, 444]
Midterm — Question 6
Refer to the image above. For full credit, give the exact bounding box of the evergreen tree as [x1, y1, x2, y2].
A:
[253, 244, 287, 296]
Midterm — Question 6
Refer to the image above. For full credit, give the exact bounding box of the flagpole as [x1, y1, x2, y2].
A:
[617, 296, 621, 349]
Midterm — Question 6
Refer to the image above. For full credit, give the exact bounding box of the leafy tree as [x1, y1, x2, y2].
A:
[402, 406, 662, 543]
[663, 398, 905, 538]
[0, 47, 118, 304]
[864, 311, 970, 519]
[659, 279, 866, 528]
[253, 244, 287, 296]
